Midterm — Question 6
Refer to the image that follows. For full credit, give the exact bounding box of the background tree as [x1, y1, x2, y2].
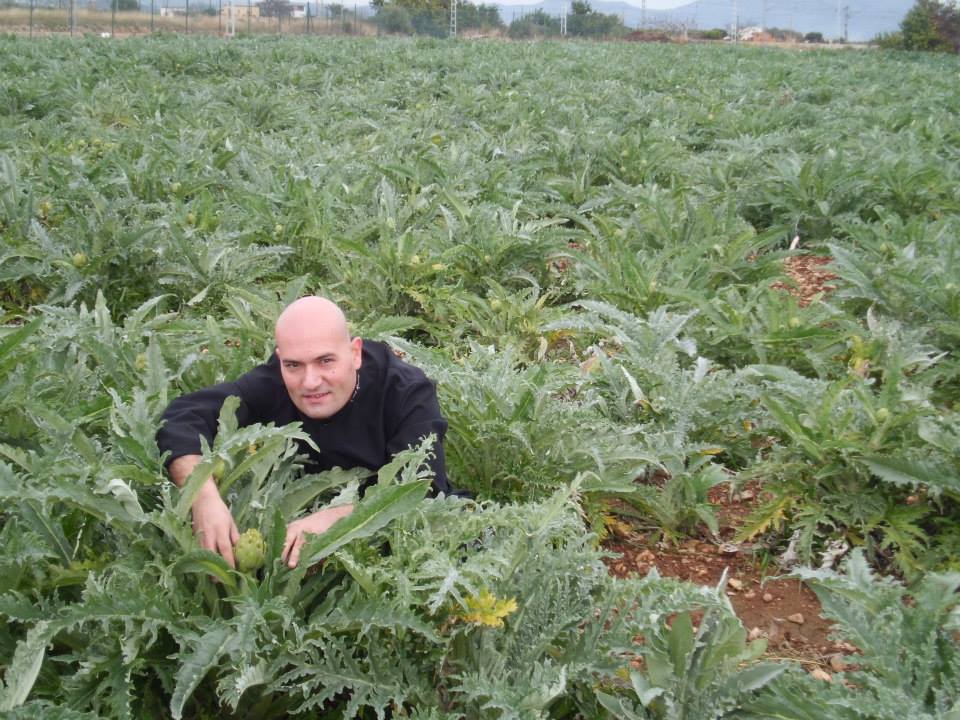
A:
[566, 0, 626, 38]
[901, 0, 959, 51]
[457, 2, 503, 31]
[508, 8, 560, 38]
[375, 0, 502, 36]
[877, 0, 960, 52]
[377, 4, 414, 33]
[259, 0, 292, 17]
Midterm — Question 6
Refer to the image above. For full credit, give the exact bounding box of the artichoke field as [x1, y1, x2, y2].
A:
[0, 35, 958, 718]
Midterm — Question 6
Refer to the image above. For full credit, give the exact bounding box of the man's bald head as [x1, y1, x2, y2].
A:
[275, 296, 350, 347]
[274, 297, 362, 420]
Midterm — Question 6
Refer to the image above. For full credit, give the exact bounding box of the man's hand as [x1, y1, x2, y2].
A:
[169, 454, 240, 568]
[192, 481, 241, 568]
[282, 505, 354, 568]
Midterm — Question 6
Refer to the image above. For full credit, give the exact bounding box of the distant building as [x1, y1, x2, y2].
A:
[738, 26, 766, 41]
[219, 3, 260, 17]
[221, 1, 312, 18]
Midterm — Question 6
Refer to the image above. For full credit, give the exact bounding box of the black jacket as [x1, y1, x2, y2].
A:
[156, 340, 456, 495]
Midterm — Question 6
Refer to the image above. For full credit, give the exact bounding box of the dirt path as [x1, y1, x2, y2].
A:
[771, 254, 838, 307]
[603, 484, 848, 671]
[603, 253, 849, 671]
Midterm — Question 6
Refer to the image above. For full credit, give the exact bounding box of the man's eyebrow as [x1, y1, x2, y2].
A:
[283, 353, 336, 364]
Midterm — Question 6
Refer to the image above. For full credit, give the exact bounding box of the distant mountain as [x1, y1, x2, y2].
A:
[494, 0, 915, 41]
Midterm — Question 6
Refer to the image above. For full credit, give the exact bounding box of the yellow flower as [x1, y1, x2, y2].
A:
[458, 589, 518, 629]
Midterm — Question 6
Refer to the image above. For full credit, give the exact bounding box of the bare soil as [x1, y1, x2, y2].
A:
[602, 253, 850, 671]
[602, 483, 850, 670]
[771, 255, 838, 307]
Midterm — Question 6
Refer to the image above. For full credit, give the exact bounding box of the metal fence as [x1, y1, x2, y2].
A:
[0, 0, 375, 38]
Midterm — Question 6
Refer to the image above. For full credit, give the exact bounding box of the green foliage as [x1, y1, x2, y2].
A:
[377, 4, 414, 33]
[597, 597, 784, 719]
[259, 0, 293, 18]
[374, 0, 503, 36]
[895, 0, 960, 52]
[1, 35, 959, 718]
[508, 10, 561, 39]
[506, 2, 625, 39]
[742, 549, 960, 719]
[0, 448, 753, 718]
[737, 351, 958, 575]
[692, 28, 727, 40]
[566, 0, 627, 38]
[393, 340, 646, 501]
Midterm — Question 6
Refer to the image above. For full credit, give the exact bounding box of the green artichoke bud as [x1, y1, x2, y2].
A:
[211, 458, 228, 482]
[235, 528, 266, 573]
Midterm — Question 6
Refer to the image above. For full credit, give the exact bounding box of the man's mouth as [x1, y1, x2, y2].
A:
[303, 391, 331, 402]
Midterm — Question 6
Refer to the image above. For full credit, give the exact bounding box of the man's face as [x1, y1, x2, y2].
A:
[276, 331, 362, 420]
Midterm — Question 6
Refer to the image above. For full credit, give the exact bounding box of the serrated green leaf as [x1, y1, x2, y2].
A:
[0, 621, 55, 711]
[300, 480, 430, 567]
[170, 625, 233, 720]
[862, 455, 960, 494]
[171, 550, 237, 590]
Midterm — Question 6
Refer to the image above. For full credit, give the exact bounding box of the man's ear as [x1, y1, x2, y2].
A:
[351, 337, 363, 369]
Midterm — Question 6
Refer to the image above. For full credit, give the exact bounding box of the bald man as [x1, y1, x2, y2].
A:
[157, 296, 456, 569]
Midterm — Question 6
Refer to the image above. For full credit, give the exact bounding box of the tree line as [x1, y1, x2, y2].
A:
[878, 0, 960, 52]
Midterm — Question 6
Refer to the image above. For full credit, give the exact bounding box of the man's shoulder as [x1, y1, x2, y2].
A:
[361, 340, 433, 391]
[234, 352, 284, 398]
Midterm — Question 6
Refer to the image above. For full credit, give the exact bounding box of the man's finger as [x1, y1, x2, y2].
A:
[199, 530, 217, 553]
[282, 523, 301, 565]
[288, 535, 303, 568]
[221, 534, 236, 568]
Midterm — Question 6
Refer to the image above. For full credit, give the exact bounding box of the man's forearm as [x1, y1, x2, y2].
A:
[168, 453, 238, 565]
[168, 454, 221, 503]
[168, 454, 202, 488]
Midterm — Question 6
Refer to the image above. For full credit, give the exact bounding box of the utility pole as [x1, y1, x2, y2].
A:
[836, 0, 841, 41]
[449, 0, 456, 37]
[842, 5, 850, 41]
[761, 0, 767, 29]
[730, 0, 738, 43]
[560, 2, 566, 36]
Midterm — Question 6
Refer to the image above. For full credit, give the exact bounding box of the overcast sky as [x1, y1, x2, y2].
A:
[494, 0, 690, 6]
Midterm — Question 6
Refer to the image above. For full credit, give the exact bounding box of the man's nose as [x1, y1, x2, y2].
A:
[303, 363, 324, 388]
